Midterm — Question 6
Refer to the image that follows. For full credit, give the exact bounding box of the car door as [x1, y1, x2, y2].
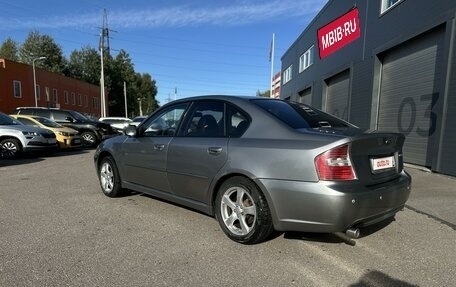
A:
[167, 101, 228, 203]
[120, 103, 188, 193]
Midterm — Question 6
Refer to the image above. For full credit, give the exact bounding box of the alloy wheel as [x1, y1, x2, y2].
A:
[220, 186, 257, 236]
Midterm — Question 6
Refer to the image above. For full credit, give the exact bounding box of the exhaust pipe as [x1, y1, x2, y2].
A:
[346, 228, 360, 239]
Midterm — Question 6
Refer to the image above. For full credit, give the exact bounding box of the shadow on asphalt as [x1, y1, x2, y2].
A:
[349, 270, 418, 287]
[0, 148, 91, 167]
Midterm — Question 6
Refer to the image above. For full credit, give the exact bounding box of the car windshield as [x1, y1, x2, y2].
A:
[0, 113, 23, 126]
[251, 99, 353, 129]
[34, 116, 63, 128]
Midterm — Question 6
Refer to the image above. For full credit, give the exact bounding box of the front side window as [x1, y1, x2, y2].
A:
[182, 101, 224, 137]
[381, 0, 402, 13]
[141, 103, 188, 137]
[299, 45, 314, 73]
[53, 111, 73, 122]
[13, 80, 22, 98]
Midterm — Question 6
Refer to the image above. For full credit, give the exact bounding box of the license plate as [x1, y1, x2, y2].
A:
[371, 156, 395, 172]
[48, 139, 56, 144]
[74, 139, 81, 144]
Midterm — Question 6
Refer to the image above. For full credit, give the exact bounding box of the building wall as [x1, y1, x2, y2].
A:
[280, 0, 456, 176]
[0, 59, 102, 117]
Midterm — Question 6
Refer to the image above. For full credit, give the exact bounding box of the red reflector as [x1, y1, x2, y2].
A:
[315, 144, 357, 181]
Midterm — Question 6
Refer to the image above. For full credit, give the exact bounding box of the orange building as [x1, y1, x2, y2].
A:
[0, 58, 103, 117]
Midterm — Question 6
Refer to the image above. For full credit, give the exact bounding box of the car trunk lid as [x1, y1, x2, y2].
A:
[349, 132, 405, 186]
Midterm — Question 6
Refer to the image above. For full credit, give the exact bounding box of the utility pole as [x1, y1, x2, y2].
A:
[99, 9, 114, 118]
[124, 81, 128, 118]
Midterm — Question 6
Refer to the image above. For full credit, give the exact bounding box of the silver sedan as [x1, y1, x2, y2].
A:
[94, 96, 411, 244]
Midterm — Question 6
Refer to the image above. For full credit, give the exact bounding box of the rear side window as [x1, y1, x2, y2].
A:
[251, 99, 352, 129]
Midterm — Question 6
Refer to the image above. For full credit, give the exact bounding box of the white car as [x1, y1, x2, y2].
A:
[98, 117, 132, 133]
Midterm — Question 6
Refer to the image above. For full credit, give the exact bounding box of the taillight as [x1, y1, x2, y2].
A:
[315, 144, 357, 181]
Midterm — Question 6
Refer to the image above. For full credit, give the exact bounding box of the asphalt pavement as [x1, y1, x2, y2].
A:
[405, 165, 456, 230]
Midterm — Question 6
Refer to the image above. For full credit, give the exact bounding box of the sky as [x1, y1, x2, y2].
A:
[0, 0, 328, 106]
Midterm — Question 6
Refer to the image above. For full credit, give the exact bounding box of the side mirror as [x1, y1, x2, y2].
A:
[125, 125, 137, 137]
[65, 116, 74, 123]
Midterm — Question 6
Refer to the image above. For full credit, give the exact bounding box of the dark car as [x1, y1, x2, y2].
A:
[94, 96, 411, 244]
[15, 107, 117, 147]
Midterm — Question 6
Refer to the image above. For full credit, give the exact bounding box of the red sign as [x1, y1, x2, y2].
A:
[317, 8, 361, 59]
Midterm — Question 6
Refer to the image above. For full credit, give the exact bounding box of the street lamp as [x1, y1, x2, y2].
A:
[33, 56, 46, 107]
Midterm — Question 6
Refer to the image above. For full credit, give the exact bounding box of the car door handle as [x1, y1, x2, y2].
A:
[154, 144, 165, 151]
[207, 147, 222, 155]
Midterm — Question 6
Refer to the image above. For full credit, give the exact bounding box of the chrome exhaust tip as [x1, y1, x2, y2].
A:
[346, 228, 360, 239]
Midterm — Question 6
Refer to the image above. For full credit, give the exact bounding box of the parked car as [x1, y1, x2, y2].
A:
[130, 116, 147, 127]
[14, 107, 117, 147]
[94, 96, 411, 244]
[98, 117, 132, 133]
[11, 115, 82, 149]
[0, 112, 58, 158]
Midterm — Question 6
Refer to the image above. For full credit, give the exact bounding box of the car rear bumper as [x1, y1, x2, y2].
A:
[257, 171, 411, 233]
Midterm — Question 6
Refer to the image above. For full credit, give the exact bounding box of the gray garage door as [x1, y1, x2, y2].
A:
[325, 69, 350, 121]
[298, 87, 312, 105]
[377, 29, 443, 167]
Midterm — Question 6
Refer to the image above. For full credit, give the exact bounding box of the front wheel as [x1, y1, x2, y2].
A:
[81, 131, 97, 148]
[98, 156, 124, 197]
[215, 176, 274, 244]
[1, 138, 22, 159]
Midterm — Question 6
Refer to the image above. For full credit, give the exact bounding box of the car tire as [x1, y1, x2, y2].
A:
[98, 156, 124, 197]
[215, 176, 274, 244]
[81, 131, 97, 148]
[0, 138, 22, 159]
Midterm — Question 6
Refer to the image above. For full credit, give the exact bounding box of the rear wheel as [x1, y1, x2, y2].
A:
[81, 131, 97, 147]
[215, 176, 274, 244]
[0, 138, 22, 159]
[98, 156, 124, 197]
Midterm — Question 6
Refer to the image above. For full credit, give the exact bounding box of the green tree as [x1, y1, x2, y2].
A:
[135, 73, 158, 116]
[19, 30, 67, 73]
[0, 37, 19, 61]
[66, 46, 101, 85]
[256, 89, 271, 97]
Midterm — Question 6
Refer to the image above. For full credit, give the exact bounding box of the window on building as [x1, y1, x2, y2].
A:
[64, 91, 69, 104]
[92, 97, 99, 109]
[45, 87, 50, 102]
[283, 65, 293, 85]
[71, 93, 76, 105]
[13, 80, 22, 98]
[299, 45, 314, 73]
[381, 0, 402, 13]
[78, 94, 82, 106]
[84, 95, 88, 107]
[36, 84, 41, 100]
[53, 89, 58, 103]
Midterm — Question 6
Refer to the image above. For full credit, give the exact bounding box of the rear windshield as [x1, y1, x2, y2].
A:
[251, 99, 353, 129]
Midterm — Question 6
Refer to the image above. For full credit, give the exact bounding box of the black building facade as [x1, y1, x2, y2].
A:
[281, 0, 456, 176]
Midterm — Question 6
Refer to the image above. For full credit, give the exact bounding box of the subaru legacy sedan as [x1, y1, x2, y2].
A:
[94, 96, 411, 244]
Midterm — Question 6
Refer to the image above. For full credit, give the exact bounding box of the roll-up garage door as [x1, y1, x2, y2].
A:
[325, 69, 350, 121]
[298, 87, 312, 105]
[377, 28, 443, 167]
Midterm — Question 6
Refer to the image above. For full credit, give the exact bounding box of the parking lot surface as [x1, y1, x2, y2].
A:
[1, 150, 455, 286]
